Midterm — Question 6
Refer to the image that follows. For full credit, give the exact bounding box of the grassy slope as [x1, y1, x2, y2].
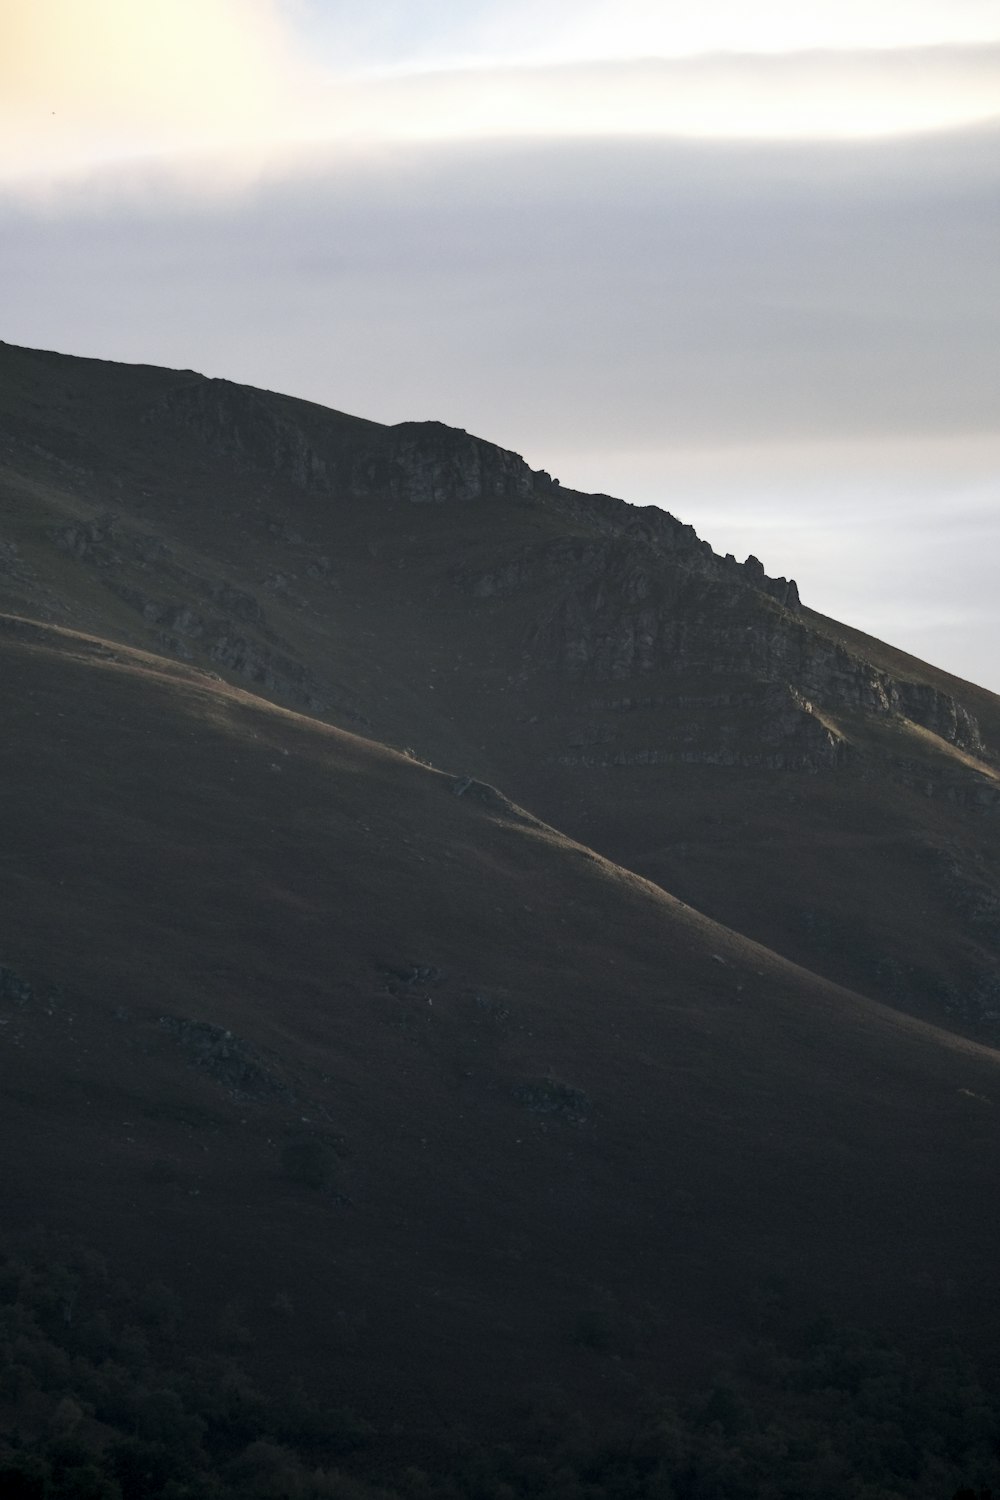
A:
[3, 615, 1000, 1430]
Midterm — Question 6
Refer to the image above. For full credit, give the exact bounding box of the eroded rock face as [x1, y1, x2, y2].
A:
[155, 380, 541, 506]
[139, 371, 987, 773]
[354, 423, 537, 505]
[517, 536, 982, 757]
[747, 619, 984, 753]
[895, 680, 982, 748]
[459, 523, 799, 615]
[154, 379, 331, 490]
[524, 542, 792, 682]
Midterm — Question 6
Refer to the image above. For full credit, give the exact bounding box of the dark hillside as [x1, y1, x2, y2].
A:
[3, 615, 1000, 1437]
[2, 339, 999, 1049]
[4, 342, 1000, 1491]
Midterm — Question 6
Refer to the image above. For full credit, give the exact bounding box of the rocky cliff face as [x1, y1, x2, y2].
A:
[354, 422, 538, 505]
[155, 379, 538, 506]
[158, 374, 800, 603]
[539, 491, 801, 608]
[464, 526, 984, 763]
[150, 371, 989, 780]
[151, 377, 334, 490]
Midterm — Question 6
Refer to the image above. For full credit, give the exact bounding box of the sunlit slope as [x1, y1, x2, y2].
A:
[3, 615, 1000, 1420]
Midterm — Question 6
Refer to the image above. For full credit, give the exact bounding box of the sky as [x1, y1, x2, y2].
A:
[1, 1, 998, 691]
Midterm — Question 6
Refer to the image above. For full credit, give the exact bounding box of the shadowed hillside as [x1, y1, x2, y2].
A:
[3, 613, 1000, 1412]
[2, 340, 999, 1053]
[3, 342, 1000, 1493]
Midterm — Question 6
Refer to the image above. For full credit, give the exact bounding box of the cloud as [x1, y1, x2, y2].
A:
[2, 125, 997, 449]
[478, 0, 1000, 61]
[299, 0, 1000, 70]
[330, 48, 1000, 143]
[1, 121, 997, 687]
[3, 6, 1000, 187]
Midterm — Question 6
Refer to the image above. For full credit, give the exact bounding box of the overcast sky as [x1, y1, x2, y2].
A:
[2, 0, 998, 690]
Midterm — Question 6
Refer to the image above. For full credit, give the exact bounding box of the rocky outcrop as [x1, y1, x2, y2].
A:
[159, 1015, 291, 1100]
[519, 537, 983, 759]
[743, 618, 985, 754]
[153, 379, 541, 506]
[54, 511, 124, 567]
[459, 525, 799, 615]
[154, 376, 805, 628]
[352, 422, 538, 505]
[107, 372, 993, 776]
[151, 379, 332, 489]
[530, 498, 800, 607]
[894, 680, 983, 749]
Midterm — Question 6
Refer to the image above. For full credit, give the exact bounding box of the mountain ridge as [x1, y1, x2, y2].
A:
[2, 338, 999, 1049]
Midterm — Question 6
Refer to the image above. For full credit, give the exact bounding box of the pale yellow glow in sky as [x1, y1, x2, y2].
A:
[2, 0, 999, 181]
[0, 0, 302, 176]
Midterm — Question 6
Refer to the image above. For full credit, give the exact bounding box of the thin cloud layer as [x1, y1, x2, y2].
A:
[1, 126, 997, 690]
[330, 48, 1000, 142]
[3, 128, 996, 447]
[302, 0, 1000, 68]
[3, 0, 1000, 186]
[561, 0, 1000, 54]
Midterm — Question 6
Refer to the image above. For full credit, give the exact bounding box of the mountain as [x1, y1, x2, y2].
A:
[4, 340, 999, 1046]
[2, 340, 1000, 1491]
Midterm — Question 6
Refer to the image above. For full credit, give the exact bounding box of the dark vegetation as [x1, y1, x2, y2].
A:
[1, 1236, 997, 1499]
